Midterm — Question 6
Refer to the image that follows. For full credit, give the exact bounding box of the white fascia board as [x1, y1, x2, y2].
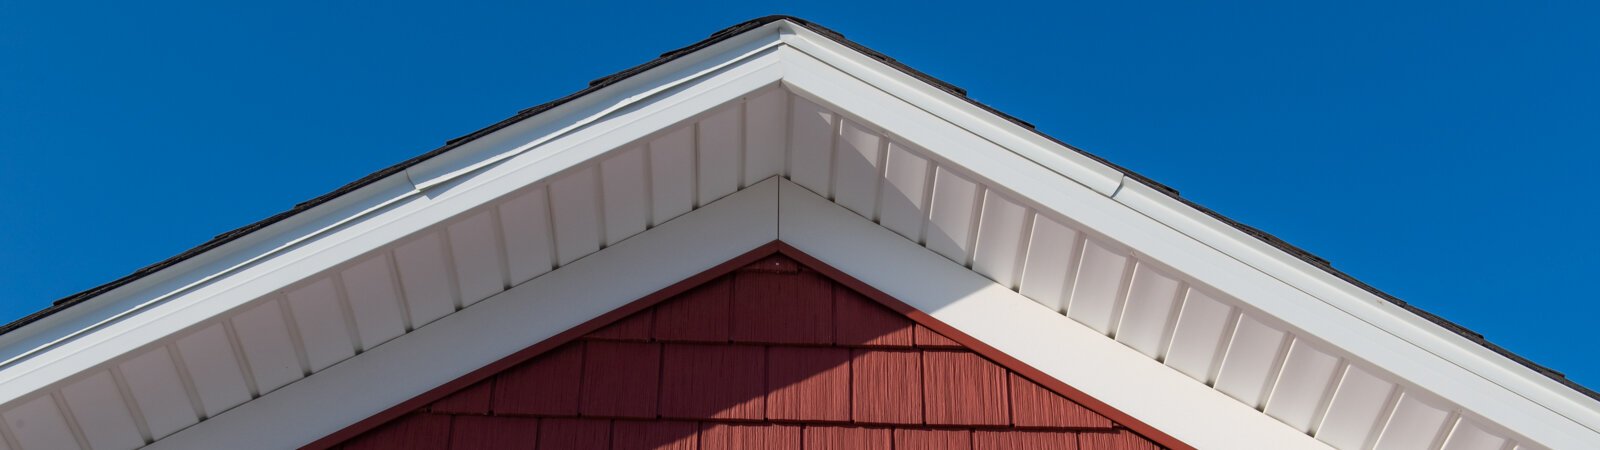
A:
[403, 21, 787, 191]
[1115, 181, 1600, 425]
[775, 21, 1126, 196]
[0, 43, 785, 406]
[776, 179, 1328, 450]
[773, 41, 1600, 447]
[147, 179, 780, 450]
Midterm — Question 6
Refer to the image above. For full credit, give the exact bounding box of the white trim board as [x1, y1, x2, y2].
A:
[776, 180, 1329, 450]
[0, 17, 1592, 450]
[146, 179, 780, 450]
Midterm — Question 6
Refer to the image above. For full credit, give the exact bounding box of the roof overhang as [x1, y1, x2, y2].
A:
[0, 17, 1593, 450]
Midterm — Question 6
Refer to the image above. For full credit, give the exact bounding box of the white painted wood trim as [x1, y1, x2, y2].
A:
[777, 179, 1330, 450]
[0, 43, 785, 404]
[145, 179, 779, 450]
[771, 37, 1600, 447]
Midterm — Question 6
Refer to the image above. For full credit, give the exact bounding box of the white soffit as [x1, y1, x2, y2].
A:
[0, 17, 1592, 450]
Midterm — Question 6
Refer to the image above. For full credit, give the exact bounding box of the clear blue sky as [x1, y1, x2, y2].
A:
[2, 2, 1595, 387]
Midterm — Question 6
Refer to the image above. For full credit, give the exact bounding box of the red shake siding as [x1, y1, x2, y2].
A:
[326, 254, 1169, 450]
[579, 341, 660, 418]
[448, 416, 538, 450]
[652, 277, 731, 343]
[429, 379, 492, 415]
[896, 428, 973, 450]
[803, 426, 891, 450]
[914, 324, 963, 348]
[700, 423, 801, 450]
[765, 346, 851, 422]
[659, 344, 766, 420]
[923, 350, 1011, 426]
[834, 288, 914, 347]
[492, 344, 583, 416]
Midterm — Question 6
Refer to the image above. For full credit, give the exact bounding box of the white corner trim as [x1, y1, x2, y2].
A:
[776, 180, 1329, 450]
[146, 179, 779, 450]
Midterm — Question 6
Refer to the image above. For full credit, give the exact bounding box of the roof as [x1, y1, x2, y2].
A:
[7, 14, 1592, 405]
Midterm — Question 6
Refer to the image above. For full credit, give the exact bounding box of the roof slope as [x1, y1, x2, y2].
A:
[12, 15, 1590, 402]
[322, 252, 1173, 450]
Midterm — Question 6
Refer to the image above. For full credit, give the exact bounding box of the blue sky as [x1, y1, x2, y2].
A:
[2, 1, 1596, 387]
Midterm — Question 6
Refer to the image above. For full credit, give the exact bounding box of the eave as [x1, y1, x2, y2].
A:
[0, 16, 1592, 450]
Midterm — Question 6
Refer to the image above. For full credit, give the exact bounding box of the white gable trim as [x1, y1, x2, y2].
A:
[776, 180, 1325, 449]
[146, 179, 780, 450]
[0, 17, 1592, 450]
[771, 27, 1598, 447]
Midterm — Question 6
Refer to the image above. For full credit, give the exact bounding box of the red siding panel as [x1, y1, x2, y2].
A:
[1009, 373, 1114, 429]
[612, 420, 699, 450]
[587, 309, 653, 341]
[1076, 430, 1160, 450]
[659, 344, 765, 420]
[494, 344, 583, 416]
[834, 288, 914, 347]
[923, 350, 1010, 426]
[653, 277, 732, 343]
[449, 415, 538, 450]
[973, 430, 1080, 450]
[803, 426, 891, 450]
[895, 429, 973, 450]
[343, 413, 451, 450]
[579, 341, 661, 418]
[914, 325, 962, 348]
[430, 379, 493, 415]
[765, 347, 850, 422]
[731, 269, 833, 345]
[700, 423, 801, 450]
[538, 418, 611, 450]
[851, 349, 923, 425]
[321, 247, 1183, 450]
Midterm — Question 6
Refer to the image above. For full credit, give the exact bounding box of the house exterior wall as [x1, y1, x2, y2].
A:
[325, 254, 1167, 450]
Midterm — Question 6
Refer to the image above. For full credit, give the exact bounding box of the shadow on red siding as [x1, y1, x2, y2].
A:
[324, 250, 1174, 450]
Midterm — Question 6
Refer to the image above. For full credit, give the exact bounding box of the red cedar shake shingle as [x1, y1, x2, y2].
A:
[653, 277, 732, 342]
[914, 325, 963, 348]
[731, 269, 833, 345]
[579, 341, 661, 418]
[851, 349, 923, 424]
[493, 344, 583, 416]
[327, 250, 1178, 450]
[700, 423, 801, 450]
[1009, 372, 1114, 429]
[895, 429, 973, 450]
[973, 430, 1080, 450]
[803, 426, 892, 450]
[449, 415, 538, 450]
[429, 379, 492, 415]
[834, 287, 914, 347]
[659, 344, 765, 420]
[538, 418, 610, 450]
[923, 350, 1010, 426]
[586, 309, 653, 341]
[766, 346, 851, 422]
[1076, 430, 1161, 450]
[612, 420, 699, 450]
[343, 413, 451, 450]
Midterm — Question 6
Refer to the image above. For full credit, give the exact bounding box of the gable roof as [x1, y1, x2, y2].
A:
[0, 15, 1593, 450]
[8, 16, 1585, 406]
[316, 249, 1175, 450]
